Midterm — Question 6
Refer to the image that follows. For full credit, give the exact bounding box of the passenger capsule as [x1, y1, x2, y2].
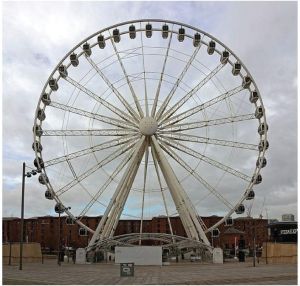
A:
[242, 76, 252, 89]
[193, 33, 201, 47]
[97, 34, 105, 49]
[32, 141, 43, 152]
[37, 109, 46, 121]
[220, 50, 229, 64]
[79, 228, 88, 236]
[41, 93, 51, 105]
[55, 202, 64, 214]
[113, 29, 120, 43]
[162, 24, 169, 39]
[235, 204, 245, 214]
[255, 106, 264, 119]
[83, 43, 91, 56]
[34, 157, 44, 169]
[258, 140, 269, 151]
[129, 25, 136, 39]
[178, 27, 185, 42]
[232, 62, 241, 76]
[33, 125, 43, 137]
[38, 173, 49, 185]
[145, 23, 152, 38]
[225, 217, 233, 226]
[246, 189, 255, 200]
[66, 217, 75, 225]
[256, 157, 267, 168]
[250, 91, 259, 103]
[212, 228, 220, 237]
[207, 40, 216, 55]
[58, 65, 68, 78]
[70, 53, 79, 67]
[49, 78, 58, 91]
[252, 174, 262, 184]
[258, 123, 268, 135]
[45, 190, 53, 200]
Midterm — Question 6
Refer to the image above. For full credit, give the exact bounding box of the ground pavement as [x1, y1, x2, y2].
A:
[2, 259, 297, 285]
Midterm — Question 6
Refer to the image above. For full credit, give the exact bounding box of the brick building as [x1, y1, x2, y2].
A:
[3, 215, 268, 252]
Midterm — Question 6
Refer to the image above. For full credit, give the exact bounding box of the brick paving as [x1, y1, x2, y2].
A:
[2, 259, 297, 285]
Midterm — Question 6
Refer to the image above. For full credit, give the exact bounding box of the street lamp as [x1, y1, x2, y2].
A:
[54, 203, 71, 266]
[19, 162, 40, 271]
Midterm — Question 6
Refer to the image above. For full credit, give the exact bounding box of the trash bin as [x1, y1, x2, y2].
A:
[238, 250, 245, 262]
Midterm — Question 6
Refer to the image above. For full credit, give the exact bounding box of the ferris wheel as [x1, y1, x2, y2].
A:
[32, 19, 268, 250]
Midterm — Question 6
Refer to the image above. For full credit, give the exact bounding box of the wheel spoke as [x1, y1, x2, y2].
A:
[44, 135, 139, 167]
[159, 133, 257, 150]
[64, 73, 138, 126]
[160, 137, 251, 182]
[158, 139, 234, 210]
[83, 55, 140, 123]
[151, 146, 175, 239]
[109, 33, 144, 118]
[151, 136, 210, 245]
[159, 63, 225, 122]
[159, 85, 244, 128]
[159, 114, 256, 132]
[139, 139, 149, 244]
[42, 129, 138, 136]
[78, 145, 137, 218]
[88, 137, 146, 245]
[151, 26, 174, 117]
[50, 101, 138, 130]
[140, 23, 149, 117]
[155, 45, 202, 121]
[56, 138, 140, 196]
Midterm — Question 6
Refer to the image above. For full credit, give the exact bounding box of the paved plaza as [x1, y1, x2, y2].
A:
[2, 259, 297, 285]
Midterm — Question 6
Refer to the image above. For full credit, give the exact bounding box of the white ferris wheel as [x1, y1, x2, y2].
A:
[33, 19, 268, 251]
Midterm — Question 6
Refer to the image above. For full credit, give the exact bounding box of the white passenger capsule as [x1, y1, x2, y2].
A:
[37, 109, 46, 121]
[33, 125, 43, 137]
[55, 202, 64, 213]
[246, 189, 255, 200]
[252, 174, 262, 184]
[256, 157, 267, 168]
[193, 33, 201, 47]
[97, 34, 105, 48]
[83, 43, 92, 56]
[34, 157, 44, 169]
[258, 140, 269, 151]
[250, 91, 259, 103]
[242, 76, 252, 88]
[38, 173, 49, 185]
[232, 62, 241, 76]
[58, 65, 68, 78]
[207, 40, 216, 55]
[220, 50, 229, 64]
[178, 27, 185, 42]
[45, 190, 53, 200]
[258, 123, 268, 135]
[129, 25, 136, 39]
[145, 23, 152, 38]
[41, 93, 51, 105]
[113, 29, 120, 43]
[235, 204, 245, 214]
[162, 24, 169, 39]
[32, 141, 43, 152]
[212, 228, 220, 237]
[225, 217, 233, 226]
[70, 53, 79, 66]
[49, 78, 58, 91]
[255, 106, 264, 119]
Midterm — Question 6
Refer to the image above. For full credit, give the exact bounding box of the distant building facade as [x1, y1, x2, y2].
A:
[3, 215, 271, 252]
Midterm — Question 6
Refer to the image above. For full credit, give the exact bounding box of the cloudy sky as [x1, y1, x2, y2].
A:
[2, 1, 297, 223]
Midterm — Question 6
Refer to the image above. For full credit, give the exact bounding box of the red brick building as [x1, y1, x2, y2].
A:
[2, 215, 268, 252]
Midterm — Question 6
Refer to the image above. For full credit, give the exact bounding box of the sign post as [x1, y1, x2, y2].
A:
[120, 263, 134, 277]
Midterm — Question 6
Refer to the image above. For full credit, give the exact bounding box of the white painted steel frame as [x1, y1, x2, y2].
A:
[32, 19, 268, 251]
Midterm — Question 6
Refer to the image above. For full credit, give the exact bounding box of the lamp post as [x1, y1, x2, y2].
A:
[19, 162, 39, 270]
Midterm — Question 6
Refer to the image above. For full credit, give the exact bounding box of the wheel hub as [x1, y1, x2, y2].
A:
[139, 116, 158, 135]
